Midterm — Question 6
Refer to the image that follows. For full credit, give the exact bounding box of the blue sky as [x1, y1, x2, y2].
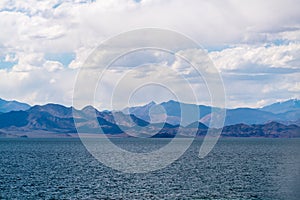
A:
[0, 0, 299, 109]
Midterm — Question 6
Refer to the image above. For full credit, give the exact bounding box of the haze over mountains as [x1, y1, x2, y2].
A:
[0, 98, 299, 138]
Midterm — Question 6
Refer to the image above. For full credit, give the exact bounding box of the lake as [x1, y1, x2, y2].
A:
[0, 138, 299, 199]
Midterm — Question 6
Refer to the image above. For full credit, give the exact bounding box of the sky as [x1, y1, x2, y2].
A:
[0, 0, 299, 109]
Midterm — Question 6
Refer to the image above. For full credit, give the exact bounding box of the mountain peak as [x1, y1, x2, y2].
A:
[144, 101, 156, 107]
[82, 105, 97, 111]
[29, 103, 72, 118]
[165, 100, 179, 104]
[30, 103, 70, 111]
[0, 98, 31, 113]
[150, 100, 156, 104]
[261, 99, 300, 114]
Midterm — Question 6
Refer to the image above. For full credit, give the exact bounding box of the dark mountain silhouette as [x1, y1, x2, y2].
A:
[150, 121, 300, 138]
[221, 122, 300, 138]
[0, 110, 28, 128]
[185, 121, 208, 129]
[0, 104, 76, 133]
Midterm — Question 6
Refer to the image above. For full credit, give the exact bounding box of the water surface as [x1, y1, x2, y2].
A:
[0, 138, 299, 199]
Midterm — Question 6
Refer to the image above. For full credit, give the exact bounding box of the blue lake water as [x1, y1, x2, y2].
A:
[0, 138, 299, 199]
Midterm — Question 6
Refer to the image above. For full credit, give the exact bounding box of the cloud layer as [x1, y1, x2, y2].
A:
[0, 0, 299, 108]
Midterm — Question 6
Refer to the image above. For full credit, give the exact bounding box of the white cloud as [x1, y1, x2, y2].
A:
[69, 47, 94, 69]
[0, 0, 300, 108]
[43, 60, 64, 72]
[209, 43, 300, 72]
[4, 53, 17, 62]
[288, 82, 300, 92]
[0, 66, 77, 106]
[1, 0, 300, 55]
[93, 63, 203, 110]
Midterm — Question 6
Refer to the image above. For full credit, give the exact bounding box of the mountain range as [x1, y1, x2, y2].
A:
[0, 98, 299, 138]
[124, 99, 300, 126]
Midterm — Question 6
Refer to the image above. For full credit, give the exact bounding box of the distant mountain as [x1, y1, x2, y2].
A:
[179, 121, 208, 137]
[0, 104, 76, 133]
[223, 108, 280, 125]
[0, 103, 146, 135]
[0, 98, 30, 113]
[185, 121, 208, 129]
[221, 122, 300, 138]
[123, 99, 300, 126]
[291, 119, 300, 126]
[0, 99, 300, 138]
[258, 99, 300, 125]
[123, 101, 156, 122]
[0, 110, 28, 128]
[260, 99, 300, 114]
[150, 121, 300, 138]
[29, 104, 73, 118]
[124, 100, 213, 126]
